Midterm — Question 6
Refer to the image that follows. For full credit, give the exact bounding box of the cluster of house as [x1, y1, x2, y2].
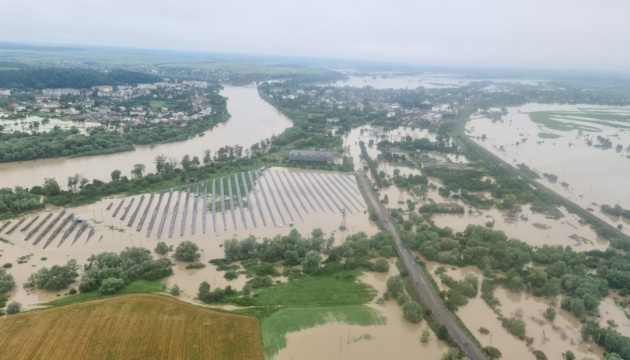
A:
[266, 86, 455, 126]
[2, 80, 213, 126]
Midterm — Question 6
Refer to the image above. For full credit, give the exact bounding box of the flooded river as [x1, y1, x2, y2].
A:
[0, 86, 293, 189]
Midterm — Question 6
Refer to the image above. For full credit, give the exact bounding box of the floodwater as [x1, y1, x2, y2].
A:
[0, 86, 293, 189]
[432, 203, 608, 251]
[466, 103, 630, 232]
[327, 73, 469, 90]
[423, 259, 604, 360]
[275, 259, 448, 360]
[0, 168, 377, 310]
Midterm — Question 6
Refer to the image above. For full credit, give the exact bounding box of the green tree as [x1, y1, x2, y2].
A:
[437, 325, 449, 341]
[5, 301, 21, 315]
[111, 169, 121, 181]
[24, 259, 79, 290]
[42, 178, 61, 196]
[181, 155, 192, 172]
[100, 277, 125, 294]
[203, 150, 212, 165]
[301, 250, 321, 274]
[564, 350, 575, 360]
[174, 241, 200, 262]
[0, 268, 16, 294]
[373, 257, 390, 272]
[604, 353, 623, 360]
[131, 164, 145, 179]
[191, 156, 200, 166]
[402, 301, 424, 323]
[386, 275, 404, 298]
[154, 241, 169, 255]
[154, 154, 167, 173]
[442, 348, 460, 360]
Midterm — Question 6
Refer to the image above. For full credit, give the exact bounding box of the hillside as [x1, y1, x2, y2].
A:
[0, 294, 263, 360]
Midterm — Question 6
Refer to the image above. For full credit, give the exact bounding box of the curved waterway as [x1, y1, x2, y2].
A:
[0, 86, 293, 189]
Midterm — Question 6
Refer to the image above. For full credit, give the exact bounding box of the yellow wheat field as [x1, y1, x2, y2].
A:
[0, 294, 263, 360]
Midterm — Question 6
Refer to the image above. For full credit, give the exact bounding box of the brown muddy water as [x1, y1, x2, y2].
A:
[466, 103, 630, 233]
[275, 259, 449, 360]
[0, 168, 376, 310]
[423, 260, 604, 360]
[0, 86, 293, 189]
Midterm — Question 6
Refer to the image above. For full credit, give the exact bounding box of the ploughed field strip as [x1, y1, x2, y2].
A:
[12, 170, 364, 249]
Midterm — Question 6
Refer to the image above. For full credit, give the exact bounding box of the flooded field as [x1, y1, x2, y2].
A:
[0, 86, 293, 189]
[327, 73, 469, 89]
[0, 168, 376, 310]
[424, 260, 604, 360]
[466, 103, 630, 232]
[275, 260, 448, 360]
[0, 117, 101, 135]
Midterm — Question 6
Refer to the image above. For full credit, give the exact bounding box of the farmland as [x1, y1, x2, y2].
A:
[0, 294, 263, 360]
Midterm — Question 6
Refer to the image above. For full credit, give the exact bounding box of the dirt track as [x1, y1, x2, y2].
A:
[355, 169, 487, 360]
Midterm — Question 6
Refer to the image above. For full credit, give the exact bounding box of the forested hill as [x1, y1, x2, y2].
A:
[0, 68, 162, 89]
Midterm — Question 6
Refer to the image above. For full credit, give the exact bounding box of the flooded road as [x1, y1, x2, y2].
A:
[0, 86, 293, 189]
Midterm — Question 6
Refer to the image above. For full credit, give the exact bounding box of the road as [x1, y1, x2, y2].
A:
[355, 169, 487, 360]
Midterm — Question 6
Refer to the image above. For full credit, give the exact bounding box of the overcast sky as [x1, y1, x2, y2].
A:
[2, 0, 629, 72]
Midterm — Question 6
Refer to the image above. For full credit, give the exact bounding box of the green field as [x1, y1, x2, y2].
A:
[261, 306, 386, 357]
[149, 100, 167, 109]
[253, 276, 377, 306]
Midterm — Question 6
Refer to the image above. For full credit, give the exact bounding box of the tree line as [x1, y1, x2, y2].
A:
[0, 67, 162, 90]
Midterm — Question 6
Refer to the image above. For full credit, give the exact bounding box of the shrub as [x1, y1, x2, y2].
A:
[174, 241, 200, 262]
[247, 275, 273, 288]
[170, 284, 181, 296]
[99, 277, 125, 294]
[483, 346, 502, 360]
[5, 301, 21, 315]
[402, 301, 424, 323]
[420, 329, 430, 342]
[154, 241, 169, 255]
[501, 317, 526, 339]
[533, 350, 548, 360]
[68, 288, 77, 295]
[543, 307, 556, 321]
[185, 263, 206, 270]
[254, 263, 279, 276]
[224, 269, 239, 280]
[3, 263, 12, 269]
